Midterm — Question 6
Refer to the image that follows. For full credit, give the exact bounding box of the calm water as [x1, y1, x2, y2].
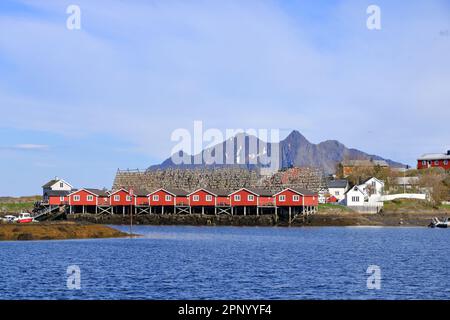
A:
[0, 226, 449, 300]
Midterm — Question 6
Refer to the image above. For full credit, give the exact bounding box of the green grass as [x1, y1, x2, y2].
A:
[318, 203, 353, 212]
[0, 202, 35, 213]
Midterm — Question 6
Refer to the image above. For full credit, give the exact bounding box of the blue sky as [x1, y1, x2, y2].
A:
[1, 0, 449, 196]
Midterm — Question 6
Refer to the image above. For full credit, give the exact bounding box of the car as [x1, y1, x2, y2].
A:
[1, 215, 17, 223]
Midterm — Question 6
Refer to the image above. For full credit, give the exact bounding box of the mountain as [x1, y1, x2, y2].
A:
[148, 130, 404, 174]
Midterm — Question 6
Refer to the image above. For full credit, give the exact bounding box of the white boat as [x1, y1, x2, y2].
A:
[14, 212, 34, 224]
[429, 217, 450, 228]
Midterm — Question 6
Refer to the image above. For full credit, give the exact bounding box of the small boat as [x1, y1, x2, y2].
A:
[15, 212, 34, 224]
[429, 217, 450, 228]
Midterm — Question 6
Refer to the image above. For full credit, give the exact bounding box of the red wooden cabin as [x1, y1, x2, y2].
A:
[188, 188, 217, 206]
[273, 188, 318, 207]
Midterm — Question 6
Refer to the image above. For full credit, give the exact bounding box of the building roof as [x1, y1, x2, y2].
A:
[344, 185, 367, 195]
[395, 177, 419, 185]
[85, 188, 109, 197]
[42, 178, 73, 188]
[341, 159, 389, 167]
[44, 190, 71, 197]
[274, 187, 316, 196]
[246, 188, 274, 197]
[209, 189, 232, 197]
[418, 152, 450, 161]
[327, 179, 348, 189]
[163, 188, 189, 196]
[148, 188, 189, 196]
[362, 177, 385, 185]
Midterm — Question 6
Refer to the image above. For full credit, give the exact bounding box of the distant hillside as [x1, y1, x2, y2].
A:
[149, 130, 404, 174]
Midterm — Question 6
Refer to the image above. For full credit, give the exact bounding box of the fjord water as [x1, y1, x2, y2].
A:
[1, 226, 449, 299]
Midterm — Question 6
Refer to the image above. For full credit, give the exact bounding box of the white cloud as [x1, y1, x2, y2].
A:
[0, 0, 449, 166]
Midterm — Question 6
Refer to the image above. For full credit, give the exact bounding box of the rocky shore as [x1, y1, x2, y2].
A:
[0, 221, 129, 241]
[66, 211, 448, 227]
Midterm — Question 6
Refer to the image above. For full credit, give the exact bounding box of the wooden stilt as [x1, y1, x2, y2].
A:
[202, 206, 204, 215]
[289, 206, 292, 225]
[244, 206, 247, 216]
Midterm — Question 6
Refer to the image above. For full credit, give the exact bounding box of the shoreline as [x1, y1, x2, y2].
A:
[0, 221, 130, 241]
[66, 211, 449, 227]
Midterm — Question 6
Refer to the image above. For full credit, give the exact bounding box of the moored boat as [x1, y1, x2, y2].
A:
[15, 212, 34, 224]
[429, 217, 450, 228]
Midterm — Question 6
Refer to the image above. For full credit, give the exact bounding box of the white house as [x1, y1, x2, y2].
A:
[42, 177, 73, 201]
[344, 185, 368, 206]
[327, 179, 349, 202]
[359, 177, 385, 202]
[345, 177, 386, 207]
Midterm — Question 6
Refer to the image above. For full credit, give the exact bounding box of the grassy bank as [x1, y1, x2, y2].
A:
[383, 199, 450, 214]
[0, 196, 41, 214]
[0, 221, 130, 241]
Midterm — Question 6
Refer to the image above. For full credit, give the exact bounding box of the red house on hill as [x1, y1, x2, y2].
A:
[417, 151, 450, 171]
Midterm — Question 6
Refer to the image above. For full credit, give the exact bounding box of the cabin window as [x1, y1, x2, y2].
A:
[206, 195, 213, 201]
[193, 195, 199, 202]
[114, 195, 120, 201]
[73, 195, 80, 202]
[422, 160, 426, 166]
[434, 160, 439, 165]
[126, 195, 132, 201]
[60, 196, 65, 202]
[152, 195, 159, 201]
[234, 195, 241, 201]
[279, 195, 286, 202]
[60, 182, 64, 188]
[444, 160, 449, 165]
[335, 191, 340, 196]
[165, 195, 172, 201]
[293, 195, 300, 202]
[248, 195, 254, 201]
[352, 196, 360, 202]
[87, 195, 94, 201]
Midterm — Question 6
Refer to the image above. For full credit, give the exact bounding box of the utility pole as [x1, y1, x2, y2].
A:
[129, 188, 133, 238]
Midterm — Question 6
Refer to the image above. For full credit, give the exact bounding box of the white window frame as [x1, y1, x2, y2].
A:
[73, 195, 80, 202]
[434, 160, 439, 165]
[335, 191, 340, 196]
[60, 196, 65, 202]
[126, 195, 132, 201]
[234, 195, 241, 201]
[152, 195, 159, 201]
[60, 182, 64, 188]
[87, 195, 94, 201]
[247, 195, 254, 201]
[206, 195, 213, 201]
[165, 195, 172, 201]
[193, 195, 200, 202]
[293, 195, 300, 202]
[114, 195, 120, 201]
[422, 160, 426, 166]
[444, 160, 449, 165]
[279, 195, 286, 202]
